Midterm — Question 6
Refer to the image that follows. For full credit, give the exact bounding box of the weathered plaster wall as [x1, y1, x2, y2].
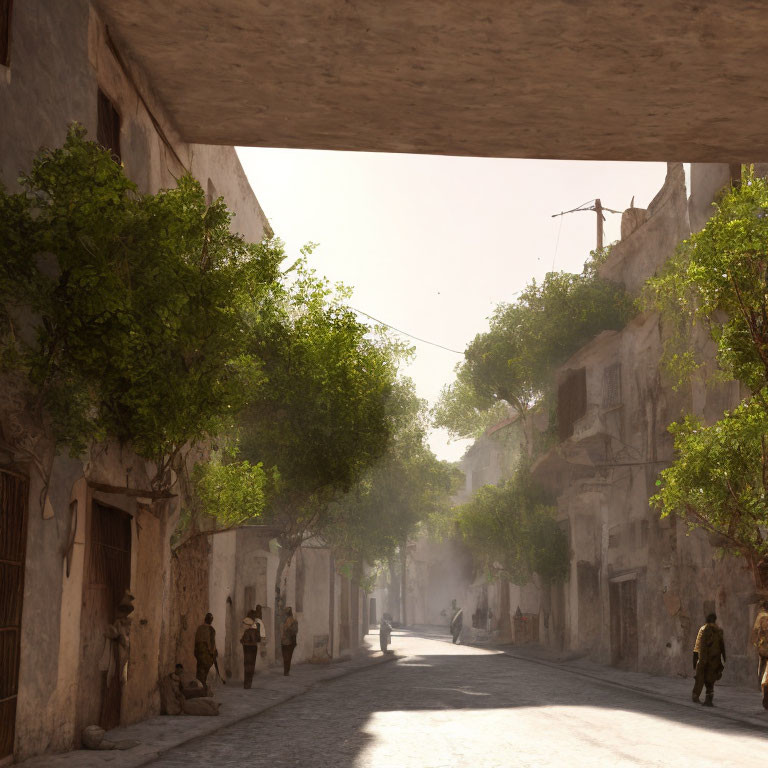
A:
[208, 530, 237, 681]
[3, 2, 272, 759]
[540, 161, 760, 685]
[167, 535, 210, 676]
[294, 548, 332, 663]
[12, 456, 83, 760]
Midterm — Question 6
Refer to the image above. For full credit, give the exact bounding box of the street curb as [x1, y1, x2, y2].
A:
[19, 650, 399, 768]
[131, 650, 400, 766]
[494, 647, 768, 732]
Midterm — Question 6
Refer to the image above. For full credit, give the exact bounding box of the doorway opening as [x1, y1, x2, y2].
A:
[0, 469, 29, 762]
[77, 500, 131, 733]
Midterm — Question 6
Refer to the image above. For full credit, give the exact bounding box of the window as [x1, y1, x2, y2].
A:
[97, 89, 121, 161]
[557, 367, 587, 441]
[602, 362, 621, 409]
[0, 0, 12, 68]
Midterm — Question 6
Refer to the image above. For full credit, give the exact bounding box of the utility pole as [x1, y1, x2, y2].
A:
[552, 198, 622, 252]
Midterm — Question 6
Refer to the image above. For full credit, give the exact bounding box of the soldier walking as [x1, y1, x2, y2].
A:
[194, 612, 218, 691]
[691, 612, 726, 707]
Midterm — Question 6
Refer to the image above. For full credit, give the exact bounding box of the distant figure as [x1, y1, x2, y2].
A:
[379, 615, 392, 653]
[763, 658, 768, 710]
[692, 612, 726, 707]
[194, 613, 218, 691]
[751, 599, 768, 708]
[450, 607, 464, 644]
[281, 607, 299, 676]
[240, 617, 261, 689]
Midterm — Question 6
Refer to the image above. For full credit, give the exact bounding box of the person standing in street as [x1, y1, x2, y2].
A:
[281, 607, 299, 676]
[379, 614, 392, 652]
[751, 599, 768, 708]
[240, 617, 260, 689]
[194, 613, 218, 692]
[450, 607, 464, 644]
[692, 612, 726, 707]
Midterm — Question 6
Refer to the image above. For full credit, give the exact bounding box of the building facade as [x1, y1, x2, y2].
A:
[0, 2, 274, 762]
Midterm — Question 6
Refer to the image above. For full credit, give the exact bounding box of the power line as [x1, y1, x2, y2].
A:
[350, 306, 465, 355]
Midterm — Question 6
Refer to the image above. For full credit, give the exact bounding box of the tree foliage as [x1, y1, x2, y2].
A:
[193, 458, 273, 529]
[645, 169, 768, 586]
[0, 126, 283, 483]
[235, 264, 404, 555]
[644, 168, 768, 393]
[650, 399, 768, 586]
[434, 252, 634, 440]
[455, 464, 568, 585]
[327, 378, 461, 565]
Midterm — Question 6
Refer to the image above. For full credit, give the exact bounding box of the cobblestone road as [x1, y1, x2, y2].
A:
[148, 631, 768, 768]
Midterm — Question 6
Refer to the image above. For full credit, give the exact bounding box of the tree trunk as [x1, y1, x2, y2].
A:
[387, 558, 400, 622]
[273, 545, 294, 662]
[400, 537, 408, 627]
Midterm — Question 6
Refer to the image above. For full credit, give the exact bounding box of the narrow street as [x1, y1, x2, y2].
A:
[146, 630, 768, 768]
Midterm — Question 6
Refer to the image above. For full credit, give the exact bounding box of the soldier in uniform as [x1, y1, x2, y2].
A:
[194, 612, 218, 691]
[691, 612, 726, 707]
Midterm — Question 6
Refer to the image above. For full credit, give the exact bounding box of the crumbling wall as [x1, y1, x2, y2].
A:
[167, 535, 209, 675]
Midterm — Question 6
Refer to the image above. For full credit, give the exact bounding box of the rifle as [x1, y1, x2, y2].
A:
[213, 656, 226, 684]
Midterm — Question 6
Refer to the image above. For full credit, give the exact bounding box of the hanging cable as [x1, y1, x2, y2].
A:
[350, 307, 465, 355]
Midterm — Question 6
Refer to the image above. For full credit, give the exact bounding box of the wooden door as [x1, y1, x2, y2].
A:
[77, 501, 131, 733]
[0, 470, 29, 761]
[609, 578, 638, 668]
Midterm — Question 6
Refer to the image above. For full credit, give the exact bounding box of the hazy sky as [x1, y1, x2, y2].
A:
[237, 149, 668, 462]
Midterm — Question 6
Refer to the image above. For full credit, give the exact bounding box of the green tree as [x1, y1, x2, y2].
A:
[455, 464, 568, 586]
[327, 379, 460, 623]
[434, 252, 633, 447]
[235, 265, 403, 642]
[650, 401, 768, 588]
[0, 126, 283, 488]
[644, 168, 768, 393]
[645, 168, 768, 587]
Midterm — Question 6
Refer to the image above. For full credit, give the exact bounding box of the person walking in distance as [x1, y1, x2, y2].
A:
[751, 599, 768, 708]
[691, 612, 726, 707]
[240, 617, 260, 689]
[379, 614, 392, 652]
[450, 607, 464, 644]
[281, 607, 299, 676]
[194, 613, 218, 692]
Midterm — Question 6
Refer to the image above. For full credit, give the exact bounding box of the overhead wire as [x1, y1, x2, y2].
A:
[349, 306, 465, 355]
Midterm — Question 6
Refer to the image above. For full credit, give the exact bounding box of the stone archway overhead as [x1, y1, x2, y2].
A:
[98, 1, 768, 162]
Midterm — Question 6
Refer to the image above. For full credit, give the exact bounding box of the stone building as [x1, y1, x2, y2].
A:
[403, 163, 765, 687]
[380, 413, 546, 645]
[0, 2, 273, 762]
[533, 163, 760, 684]
[207, 528, 366, 683]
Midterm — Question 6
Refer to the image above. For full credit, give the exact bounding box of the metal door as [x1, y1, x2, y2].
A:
[0, 470, 29, 761]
